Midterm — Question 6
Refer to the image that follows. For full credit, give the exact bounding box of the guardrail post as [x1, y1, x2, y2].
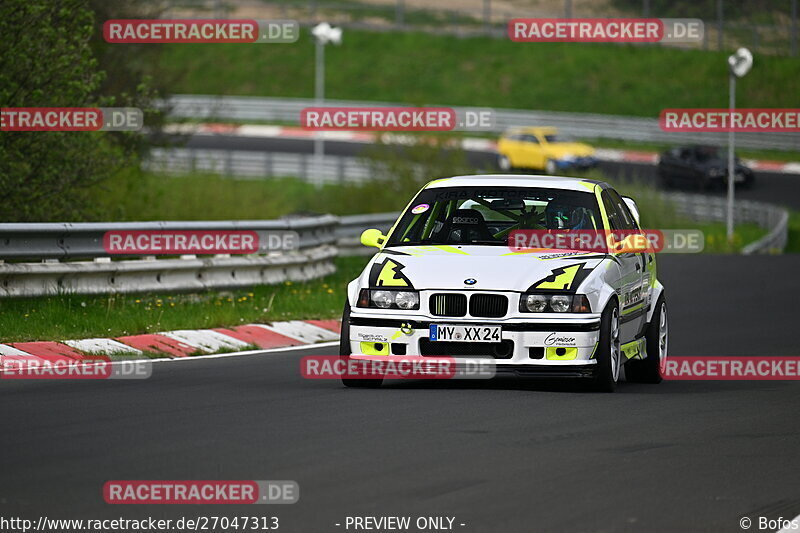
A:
[264, 153, 273, 177]
[225, 150, 233, 176]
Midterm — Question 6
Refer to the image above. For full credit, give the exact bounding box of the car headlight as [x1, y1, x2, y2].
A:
[519, 293, 591, 313]
[372, 290, 394, 309]
[357, 289, 420, 310]
[550, 295, 572, 313]
[523, 294, 548, 312]
[395, 291, 419, 310]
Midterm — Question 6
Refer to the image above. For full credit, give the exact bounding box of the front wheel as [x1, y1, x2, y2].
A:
[340, 304, 383, 388]
[626, 295, 667, 384]
[590, 300, 621, 392]
[497, 154, 512, 171]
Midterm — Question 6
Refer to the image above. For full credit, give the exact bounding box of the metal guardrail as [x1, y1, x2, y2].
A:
[337, 192, 791, 256]
[145, 148, 373, 184]
[665, 192, 789, 254]
[167, 94, 800, 152]
[0, 216, 339, 297]
[337, 212, 398, 255]
[0, 247, 337, 297]
[0, 216, 338, 261]
[0, 192, 787, 297]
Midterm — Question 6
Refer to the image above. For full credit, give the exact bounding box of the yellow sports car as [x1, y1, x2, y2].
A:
[496, 127, 598, 174]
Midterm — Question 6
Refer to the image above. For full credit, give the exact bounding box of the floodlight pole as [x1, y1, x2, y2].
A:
[726, 71, 735, 243]
[725, 48, 752, 244]
[314, 37, 325, 187]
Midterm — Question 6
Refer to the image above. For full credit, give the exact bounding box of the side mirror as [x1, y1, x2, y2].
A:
[621, 196, 641, 226]
[360, 228, 386, 249]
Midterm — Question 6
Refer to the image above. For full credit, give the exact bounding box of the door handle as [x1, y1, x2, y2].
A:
[635, 263, 641, 271]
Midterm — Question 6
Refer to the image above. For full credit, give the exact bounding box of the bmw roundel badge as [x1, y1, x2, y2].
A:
[464, 278, 477, 285]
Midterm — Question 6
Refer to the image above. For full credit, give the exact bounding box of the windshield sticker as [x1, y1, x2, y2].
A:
[411, 203, 430, 214]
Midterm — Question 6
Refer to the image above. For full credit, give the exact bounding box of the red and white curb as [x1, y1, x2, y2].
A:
[0, 320, 341, 365]
[166, 122, 800, 175]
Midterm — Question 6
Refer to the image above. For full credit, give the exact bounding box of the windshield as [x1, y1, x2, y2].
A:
[386, 186, 603, 247]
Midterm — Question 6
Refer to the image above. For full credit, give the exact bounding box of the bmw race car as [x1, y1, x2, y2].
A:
[340, 175, 668, 392]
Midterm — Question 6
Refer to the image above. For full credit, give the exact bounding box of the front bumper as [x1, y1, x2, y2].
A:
[348, 314, 601, 369]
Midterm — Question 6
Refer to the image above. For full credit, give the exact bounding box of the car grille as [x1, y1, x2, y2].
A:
[430, 293, 467, 317]
[419, 339, 514, 359]
[469, 294, 508, 318]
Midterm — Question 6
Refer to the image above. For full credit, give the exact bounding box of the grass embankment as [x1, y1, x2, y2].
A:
[160, 29, 800, 118]
[0, 256, 368, 343]
[4, 170, 770, 342]
[90, 168, 768, 254]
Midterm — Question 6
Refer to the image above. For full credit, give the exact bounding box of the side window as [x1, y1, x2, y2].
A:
[522, 135, 539, 144]
[607, 189, 638, 230]
[600, 191, 624, 231]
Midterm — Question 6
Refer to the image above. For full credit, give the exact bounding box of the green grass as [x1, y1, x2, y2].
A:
[160, 28, 800, 118]
[90, 168, 771, 253]
[3, 168, 780, 342]
[89, 168, 420, 221]
[787, 211, 800, 253]
[0, 256, 369, 343]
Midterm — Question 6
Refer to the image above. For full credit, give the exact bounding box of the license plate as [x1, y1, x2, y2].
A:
[429, 324, 501, 342]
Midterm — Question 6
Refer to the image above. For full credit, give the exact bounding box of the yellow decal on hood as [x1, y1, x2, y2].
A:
[531, 264, 586, 291]
[370, 258, 413, 288]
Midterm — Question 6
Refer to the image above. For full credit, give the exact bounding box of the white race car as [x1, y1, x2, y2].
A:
[341, 174, 667, 392]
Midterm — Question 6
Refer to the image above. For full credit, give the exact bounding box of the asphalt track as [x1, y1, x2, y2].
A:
[181, 134, 800, 210]
[3, 255, 800, 532]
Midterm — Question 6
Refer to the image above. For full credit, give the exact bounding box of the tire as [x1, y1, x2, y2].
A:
[626, 295, 667, 384]
[497, 154, 512, 171]
[340, 303, 383, 388]
[545, 159, 557, 175]
[590, 300, 622, 392]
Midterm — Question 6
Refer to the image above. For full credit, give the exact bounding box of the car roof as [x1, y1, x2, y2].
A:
[504, 127, 558, 136]
[425, 174, 604, 192]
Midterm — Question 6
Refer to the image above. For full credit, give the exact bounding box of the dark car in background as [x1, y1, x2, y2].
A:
[657, 145, 755, 190]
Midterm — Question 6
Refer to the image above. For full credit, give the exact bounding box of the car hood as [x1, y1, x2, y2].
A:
[546, 143, 595, 158]
[362, 246, 607, 293]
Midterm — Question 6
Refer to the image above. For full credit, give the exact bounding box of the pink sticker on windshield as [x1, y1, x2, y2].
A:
[411, 203, 430, 214]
